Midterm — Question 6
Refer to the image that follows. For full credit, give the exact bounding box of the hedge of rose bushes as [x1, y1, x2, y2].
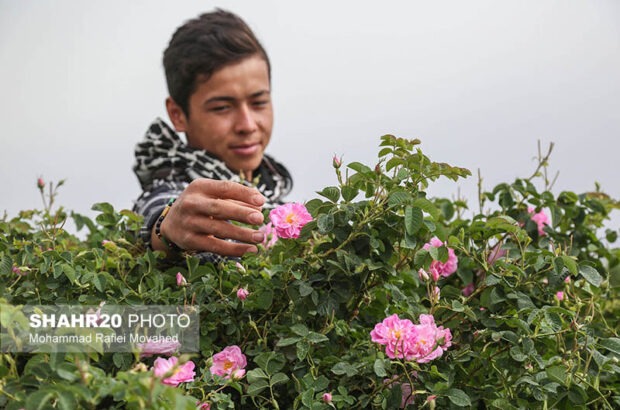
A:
[1, 135, 619, 409]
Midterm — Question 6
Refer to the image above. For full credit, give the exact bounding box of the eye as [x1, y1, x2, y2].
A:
[252, 100, 269, 108]
[210, 105, 230, 113]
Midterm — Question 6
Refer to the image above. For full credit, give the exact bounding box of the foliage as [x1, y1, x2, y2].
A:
[1, 136, 619, 409]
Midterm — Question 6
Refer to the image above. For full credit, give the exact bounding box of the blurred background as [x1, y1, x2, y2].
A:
[1, 0, 618, 231]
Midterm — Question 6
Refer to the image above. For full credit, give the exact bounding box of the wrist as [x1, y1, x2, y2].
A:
[153, 198, 182, 253]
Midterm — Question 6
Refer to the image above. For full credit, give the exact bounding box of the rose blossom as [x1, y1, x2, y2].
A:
[332, 155, 342, 169]
[37, 177, 45, 190]
[556, 291, 564, 301]
[269, 203, 313, 239]
[196, 402, 211, 410]
[237, 288, 249, 301]
[422, 237, 458, 280]
[138, 338, 181, 358]
[418, 268, 429, 281]
[370, 314, 452, 363]
[528, 206, 550, 236]
[12, 266, 26, 276]
[370, 314, 416, 360]
[258, 222, 279, 248]
[431, 286, 441, 302]
[322, 392, 333, 403]
[210, 345, 247, 380]
[176, 272, 187, 286]
[152, 356, 195, 386]
[462, 283, 475, 297]
[487, 246, 507, 265]
[399, 383, 415, 409]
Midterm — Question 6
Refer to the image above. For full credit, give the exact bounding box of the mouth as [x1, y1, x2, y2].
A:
[230, 142, 261, 156]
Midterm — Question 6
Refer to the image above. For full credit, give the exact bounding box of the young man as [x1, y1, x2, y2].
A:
[133, 10, 292, 261]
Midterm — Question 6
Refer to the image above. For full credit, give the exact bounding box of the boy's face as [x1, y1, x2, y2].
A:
[167, 55, 273, 179]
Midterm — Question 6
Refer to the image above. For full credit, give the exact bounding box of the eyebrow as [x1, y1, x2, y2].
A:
[204, 90, 271, 105]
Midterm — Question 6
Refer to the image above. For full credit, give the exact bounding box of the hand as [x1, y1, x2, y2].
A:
[151, 179, 266, 257]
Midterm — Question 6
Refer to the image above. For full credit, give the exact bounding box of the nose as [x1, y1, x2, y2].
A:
[234, 104, 258, 135]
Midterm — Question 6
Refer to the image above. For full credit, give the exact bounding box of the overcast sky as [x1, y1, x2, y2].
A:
[1, 0, 618, 232]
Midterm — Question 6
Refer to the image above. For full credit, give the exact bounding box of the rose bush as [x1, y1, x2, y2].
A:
[1, 135, 619, 409]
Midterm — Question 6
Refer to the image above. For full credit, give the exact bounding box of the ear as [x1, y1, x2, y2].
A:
[165, 97, 188, 132]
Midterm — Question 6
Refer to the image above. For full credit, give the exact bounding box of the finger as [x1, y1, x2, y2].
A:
[195, 218, 265, 244]
[191, 235, 258, 257]
[192, 179, 265, 206]
[181, 196, 264, 226]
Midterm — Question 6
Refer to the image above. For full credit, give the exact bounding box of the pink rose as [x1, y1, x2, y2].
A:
[370, 314, 452, 363]
[138, 338, 181, 358]
[528, 206, 550, 236]
[564, 276, 571, 283]
[370, 314, 416, 360]
[152, 356, 195, 386]
[556, 291, 564, 301]
[196, 402, 211, 410]
[322, 392, 333, 403]
[237, 288, 249, 301]
[332, 155, 342, 169]
[258, 222, 279, 248]
[37, 177, 45, 190]
[431, 286, 441, 302]
[399, 383, 415, 409]
[423, 237, 458, 279]
[210, 345, 247, 380]
[462, 283, 475, 297]
[487, 246, 507, 265]
[176, 272, 187, 287]
[12, 266, 26, 276]
[269, 203, 313, 239]
[418, 268, 429, 281]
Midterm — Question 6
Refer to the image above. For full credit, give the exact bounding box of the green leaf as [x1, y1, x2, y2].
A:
[246, 368, 268, 383]
[318, 186, 340, 203]
[291, 324, 309, 337]
[307, 332, 329, 344]
[341, 185, 358, 202]
[373, 359, 387, 377]
[388, 191, 411, 207]
[26, 389, 55, 410]
[298, 281, 314, 297]
[560, 255, 578, 276]
[546, 365, 568, 386]
[317, 213, 335, 234]
[296, 339, 310, 361]
[348, 162, 372, 174]
[62, 264, 76, 283]
[247, 379, 269, 396]
[255, 289, 274, 310]
[598, 337, 620, 355]
[510, 346, 527, 362]
[579, 264, 603, 287]
[55, 389, 77, 410]
[270, 372, 290, 387]
[404, 206, 423, 235]
[0, 256, 12, 275]
[301, 388, 315, 407]
[411, 197, 440, 219]
[276, 337, 302, 347]
[445, 388, 471, 407]
[331, 362, 358, 377]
